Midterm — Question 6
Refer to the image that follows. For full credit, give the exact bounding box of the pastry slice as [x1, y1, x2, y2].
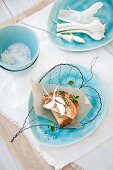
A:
[43, 91, 79, 128]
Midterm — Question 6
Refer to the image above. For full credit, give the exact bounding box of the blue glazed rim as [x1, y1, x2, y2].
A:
[28, 64, 108, 147]
[0, 55, 38, 72]
[48, 30, 113, 52]
[48, 0, 113, 52]
[0, 25, 40, 72]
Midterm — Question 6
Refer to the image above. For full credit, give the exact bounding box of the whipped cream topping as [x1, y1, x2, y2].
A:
[43, 85, 66, 116]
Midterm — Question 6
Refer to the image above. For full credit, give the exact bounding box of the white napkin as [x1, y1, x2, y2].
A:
[0, 4, 113, 169]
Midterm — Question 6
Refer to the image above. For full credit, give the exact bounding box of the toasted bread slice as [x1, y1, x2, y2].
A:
[64, 92, 78, 119]
[43, 91, 79, 128]
[52, 98, 79, 128]
[52, 111, 72, 128]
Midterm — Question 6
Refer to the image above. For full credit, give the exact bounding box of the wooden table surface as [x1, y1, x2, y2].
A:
[0, 1, 113, 170]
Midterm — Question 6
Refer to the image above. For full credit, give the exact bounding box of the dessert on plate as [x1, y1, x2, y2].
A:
[43, 89, 79, 128]
[31, 81, 92, 129]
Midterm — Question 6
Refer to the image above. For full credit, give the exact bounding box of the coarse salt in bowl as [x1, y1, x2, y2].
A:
[0, 25, 39, 71]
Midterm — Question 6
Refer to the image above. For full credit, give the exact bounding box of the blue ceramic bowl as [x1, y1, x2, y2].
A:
[0, 25, 39, 71]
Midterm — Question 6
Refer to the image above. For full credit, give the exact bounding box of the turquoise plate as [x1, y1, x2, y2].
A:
[48, 0, 113, 51]
[28, 64, 108, 147]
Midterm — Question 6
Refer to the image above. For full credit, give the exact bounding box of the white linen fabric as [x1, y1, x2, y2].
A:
[0, 4, 113, 169]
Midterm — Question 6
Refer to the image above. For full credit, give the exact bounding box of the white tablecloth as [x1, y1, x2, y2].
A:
[0, 4, 113, 169]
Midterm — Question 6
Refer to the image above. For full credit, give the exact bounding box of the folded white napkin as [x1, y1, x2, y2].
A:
[0, 4, 113, 169]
